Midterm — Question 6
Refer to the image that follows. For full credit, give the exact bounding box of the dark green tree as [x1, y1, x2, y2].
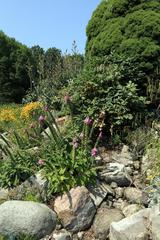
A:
[86, 0, 160, 106]
[0, 31, 32, 103]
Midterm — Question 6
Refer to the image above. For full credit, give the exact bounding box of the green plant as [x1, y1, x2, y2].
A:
[145, 130, 160, 177]
[0, 148, 37, 188]
[67, 57, 147, 139]
[38, 108, 104, 195]
[85, 0, 160, 120]
[0, 101, 102, 195]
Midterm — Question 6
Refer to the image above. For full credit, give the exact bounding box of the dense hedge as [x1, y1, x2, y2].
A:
[86, 0, 160, 106]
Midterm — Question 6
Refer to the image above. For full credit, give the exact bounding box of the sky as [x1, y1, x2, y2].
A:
[0, 0, 100, 53]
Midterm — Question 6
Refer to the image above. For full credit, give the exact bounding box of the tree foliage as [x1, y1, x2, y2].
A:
[86, 0, 160, 106]
[0, 31, 32, 103]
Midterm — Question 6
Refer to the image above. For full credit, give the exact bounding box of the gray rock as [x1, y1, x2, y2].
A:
[77, 232, 84, 240]
[110, 205, 160, 240]
[116, 145, 134, 166]
[115, 188, 124, 199]
[0, 201, 57, 239]
[113, 199, 128, 210]
[88, 181, 112, 207]
[9, 171, 48, 201]
[109, 208, 150, 240]
[133, 161, 140, 170]
[122, 204, 143, 217]
[93, 208, 124, 240]
[54, 186, 96, 233]
[149, 205, 160, 239]
[101, 145, 134, 166]
[124, 187, 142, 204]
[29, 171, 48, 192]
[0, 188, 9, 202]
[52, 230, 71, 240]
[110, 182, 118, 189]
[99, 163, 132, 187]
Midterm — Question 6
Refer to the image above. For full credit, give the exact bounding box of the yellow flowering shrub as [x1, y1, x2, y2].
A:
[0, 109, 16, 122]
[20, 102, 43, 120]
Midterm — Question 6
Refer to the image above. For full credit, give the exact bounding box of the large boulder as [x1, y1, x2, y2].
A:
[54, 186, 96, 233]
[99, 163, 132, 187]
[149, 205, 160, 239]
[109, 208, 150, 240]
[110, 205, 160, 240]
[93, 208, 124, 240]
[0, 201, 57, 239]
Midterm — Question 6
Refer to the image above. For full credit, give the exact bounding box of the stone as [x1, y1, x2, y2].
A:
[54, 186, 96, 233]
[99, 163, 132, 187]
[0, 188, 9, 202]
[133, 171, 139, 175]
[149, 205, 160, 239]
[93, 208, 124, 240]
[125, 166, 133, 175]
[124, 187, 142, 204]
[117, 145, 134, 165]
[115, 187, 124, 199]
[110, 205, 160, 240]
[88, 181, 111, 207]
[133, 161, 140, 170]
[95, 155, 103, 165]
[30, 171, 48, 192]
[77, 231, 84, 240]
[0, 200, 57, 239]
[110, 182, 118, 189]
[52, 230, 72, 240]
[113, 199, 128, 210]
[122, 204, 143, 217]
[109, 208, 150, 240]
[9, 171, 48, 201]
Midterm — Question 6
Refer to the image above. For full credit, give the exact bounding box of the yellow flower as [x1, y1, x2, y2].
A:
[20, 102, 43, 120]
[0, 109, 16, 122]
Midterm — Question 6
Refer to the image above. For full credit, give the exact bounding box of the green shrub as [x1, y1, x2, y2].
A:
[86, 0, 160, 107]
[67, 56, 147, 138]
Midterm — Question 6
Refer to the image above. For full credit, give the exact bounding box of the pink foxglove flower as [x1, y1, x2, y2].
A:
[38, 159, 45, 166]
[91, 147, 98, 157]
[38, 115, 45, 125]
[84, 117, 92, 126]
[44, 105, 49, 111]
[72, 137, 79, 149]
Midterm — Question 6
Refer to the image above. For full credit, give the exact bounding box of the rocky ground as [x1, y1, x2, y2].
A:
[0, 144, 159, 240]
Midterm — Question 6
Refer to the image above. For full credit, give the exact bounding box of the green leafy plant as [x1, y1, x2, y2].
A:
[37, 105, 104, 195]
[67, 56, 147, 140]
[0, 147, 37, 188]
[86, 0, 160, 107]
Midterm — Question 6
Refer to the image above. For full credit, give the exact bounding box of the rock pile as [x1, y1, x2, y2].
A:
[0, 144, 155, 240]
